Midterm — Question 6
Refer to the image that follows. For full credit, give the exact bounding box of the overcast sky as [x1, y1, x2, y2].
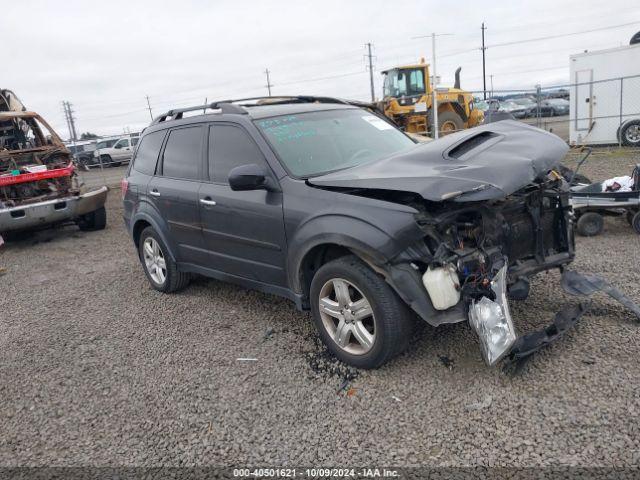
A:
[2, 0, 639, 138]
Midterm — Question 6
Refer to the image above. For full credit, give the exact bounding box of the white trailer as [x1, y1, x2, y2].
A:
[569, 43, 640, 146]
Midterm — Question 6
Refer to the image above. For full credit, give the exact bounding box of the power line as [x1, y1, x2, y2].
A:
[486, 21, 640, 49]
[275, 70, 366, 87]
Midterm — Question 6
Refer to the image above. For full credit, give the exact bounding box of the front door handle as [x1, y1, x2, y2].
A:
[149, 189, 161, 197]
[200, 198, 217, 206]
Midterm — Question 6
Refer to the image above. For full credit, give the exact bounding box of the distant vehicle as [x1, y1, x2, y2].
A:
[509, 97, 536, 119]
[65, 140, 97, 168]
[380, 60, 483, 136]
[474, 100, 490, 112]
[93, 135, 140, 167]
[543, 98, 570, 116]
[524, 101, 557, 118]
[570, 43, 640, 146]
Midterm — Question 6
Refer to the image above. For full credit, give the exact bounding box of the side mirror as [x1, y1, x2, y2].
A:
[228, 164, 269, 191]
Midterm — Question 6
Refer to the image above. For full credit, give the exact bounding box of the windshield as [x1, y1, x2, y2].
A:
[255, 109, 416, 178]
[96, 139, 118, 149]
[383, 68, 426, 97]
[0, 115, 56, 151]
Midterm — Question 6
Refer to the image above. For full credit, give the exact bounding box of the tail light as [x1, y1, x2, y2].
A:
[121, 178, 129, 198]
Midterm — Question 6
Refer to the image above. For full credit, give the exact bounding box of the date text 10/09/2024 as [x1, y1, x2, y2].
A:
[233, 468, 400, 478]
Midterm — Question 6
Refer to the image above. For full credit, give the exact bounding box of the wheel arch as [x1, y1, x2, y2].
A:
[289, 215, 397, 299]
[438, 101, 468, 123]
[130, 210, 176, 261]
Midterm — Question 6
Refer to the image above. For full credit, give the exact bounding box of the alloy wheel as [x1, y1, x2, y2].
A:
[625, 125, 640, 144]
[143, 237, 167, 285]
[318, 278, 376, 355]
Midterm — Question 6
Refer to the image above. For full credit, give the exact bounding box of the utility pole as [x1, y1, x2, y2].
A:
[481, 22, 487, 100]
[412, 32, 452, 139]
[490, 75, 494, 97]
[62, 101, 72, 142]
[365, 42, 375, 102]
[264, 69, 273, 96]
[63, 101, 78, 142]
[431, 33, 439, 139]
[145, 95, 153, 121]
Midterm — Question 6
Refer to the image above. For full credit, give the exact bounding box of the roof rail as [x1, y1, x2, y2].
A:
[151, 95, 365, 125]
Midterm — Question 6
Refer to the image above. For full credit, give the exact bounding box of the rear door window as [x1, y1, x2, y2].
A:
[161, 126, 203, 180]
[208, 124, 267, 183]
[132, 130, 165, 175]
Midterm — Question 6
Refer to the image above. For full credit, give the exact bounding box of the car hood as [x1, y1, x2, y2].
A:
[308, 120, 569, 202]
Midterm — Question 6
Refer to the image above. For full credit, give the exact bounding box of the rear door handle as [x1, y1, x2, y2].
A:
[200, 198, 217, 206]
[149, 189, 161, 197]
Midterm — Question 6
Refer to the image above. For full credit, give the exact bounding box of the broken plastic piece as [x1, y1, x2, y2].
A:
[505, 303, 588, 372]
[561, 270, 640, 320]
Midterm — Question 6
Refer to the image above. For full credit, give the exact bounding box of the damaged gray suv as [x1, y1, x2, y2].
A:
[123, 96, 638, 370]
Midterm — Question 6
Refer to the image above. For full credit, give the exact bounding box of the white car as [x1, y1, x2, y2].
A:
[93, 136, 139, 166]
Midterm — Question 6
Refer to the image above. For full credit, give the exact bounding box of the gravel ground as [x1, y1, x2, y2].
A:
[1, 150, 639, 470]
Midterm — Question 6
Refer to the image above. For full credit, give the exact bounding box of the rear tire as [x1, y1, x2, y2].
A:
[77, 206, 107, 231]
[138, 226, 190, 293]
[309, 255, 415, 369]
[576, 212, 604, 237]
[620, 120, 640, 147]
[626, 210, 637, 226]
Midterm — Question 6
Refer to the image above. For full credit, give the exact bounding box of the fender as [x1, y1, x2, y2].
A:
[288, 211, 421, 293]
[130, 201, 177, 262]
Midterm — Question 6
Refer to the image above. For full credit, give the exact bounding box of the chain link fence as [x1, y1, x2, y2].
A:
[470, 74, 640, 148]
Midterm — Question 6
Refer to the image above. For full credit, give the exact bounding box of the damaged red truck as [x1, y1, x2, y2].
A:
[0, 89, 108, 235]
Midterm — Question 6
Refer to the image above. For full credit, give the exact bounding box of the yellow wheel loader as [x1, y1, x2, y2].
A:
[379, 59, 483, 136]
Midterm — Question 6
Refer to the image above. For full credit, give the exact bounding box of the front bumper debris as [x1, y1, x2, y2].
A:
[501, 270, 640, 371]
[0, 186, 108, 233]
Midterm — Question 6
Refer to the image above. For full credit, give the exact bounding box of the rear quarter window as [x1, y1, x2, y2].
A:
[132, 130, 165, 175]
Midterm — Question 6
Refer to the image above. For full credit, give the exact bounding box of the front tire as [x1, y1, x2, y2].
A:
[309, 255, 414, 369]
[77, 206, 107, 231]
[138, 226, 190, 293]
[437, 111, 464, 136]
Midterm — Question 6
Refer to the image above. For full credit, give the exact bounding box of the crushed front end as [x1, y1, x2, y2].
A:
[404, 172, 574, 364]
[309, 121, 639, 366]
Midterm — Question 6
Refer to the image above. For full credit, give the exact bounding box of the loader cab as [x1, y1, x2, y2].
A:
[382, 66, 430, 102]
